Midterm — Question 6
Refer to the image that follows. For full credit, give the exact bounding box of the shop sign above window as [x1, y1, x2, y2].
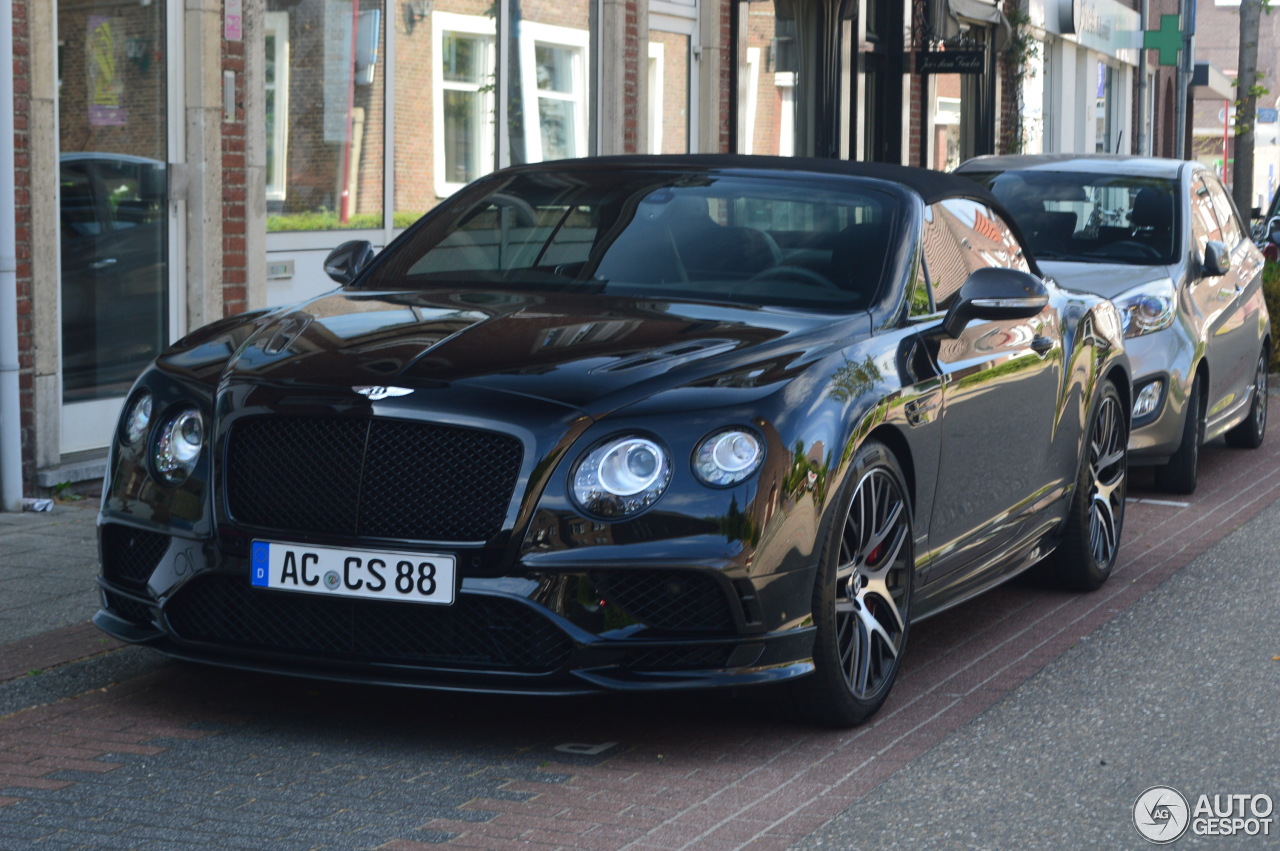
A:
[916, 49, 984, 74]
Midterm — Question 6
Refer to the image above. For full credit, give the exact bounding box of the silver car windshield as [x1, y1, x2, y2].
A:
[974, 170, 1179, 266]
[363, 170, 901, 312]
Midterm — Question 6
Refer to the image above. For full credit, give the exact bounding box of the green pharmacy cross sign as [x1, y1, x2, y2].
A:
[1144, 14, 1182, 66]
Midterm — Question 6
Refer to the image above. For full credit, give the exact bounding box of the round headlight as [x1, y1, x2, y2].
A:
[694, 429, 764, 486]
[122, 391, 153, 445]
[571, 436, 672, 517]
[153, 406, 204, 485]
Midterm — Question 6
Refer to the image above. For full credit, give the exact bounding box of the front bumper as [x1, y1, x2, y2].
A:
[95, 522, 816, 695]
[1122, 330, 1196, 464]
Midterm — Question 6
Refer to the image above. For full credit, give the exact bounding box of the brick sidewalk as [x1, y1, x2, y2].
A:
[1, 431, 1277, 848]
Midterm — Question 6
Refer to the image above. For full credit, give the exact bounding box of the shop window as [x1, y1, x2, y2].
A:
[931, 89, 961, 171]
[1096, 62, 1116, 153]
[265, 0, 386, 232]
[264, 0, 597, 251]
[1018, 40, 1046, 154]
[737, 2, 780, 155]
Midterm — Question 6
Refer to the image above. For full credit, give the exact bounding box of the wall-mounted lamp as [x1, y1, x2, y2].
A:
[403, 0, 431, 35]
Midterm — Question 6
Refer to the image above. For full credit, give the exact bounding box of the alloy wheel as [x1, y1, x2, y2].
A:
[1086, 393, 1128, 567]
[834, 466, 910, 699]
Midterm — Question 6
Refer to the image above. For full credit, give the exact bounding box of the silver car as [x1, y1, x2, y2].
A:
[957, 154, 1270, 493]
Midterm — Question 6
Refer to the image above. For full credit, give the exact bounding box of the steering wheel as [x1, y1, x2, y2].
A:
[749, 265, 840, 290]
[1092, 240, 1163, 262]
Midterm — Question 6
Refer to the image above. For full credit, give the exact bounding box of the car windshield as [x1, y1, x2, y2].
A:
[360, 169, 901, 312]
[969, 170, 1179, 266]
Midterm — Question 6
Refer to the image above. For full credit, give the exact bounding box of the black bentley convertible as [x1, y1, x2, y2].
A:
[96, 156, 1130, 727]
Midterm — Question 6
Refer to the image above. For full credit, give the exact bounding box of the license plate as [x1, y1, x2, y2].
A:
[250, 541, 456, 605]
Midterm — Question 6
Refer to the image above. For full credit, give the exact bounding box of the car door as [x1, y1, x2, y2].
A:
[1189, 173, 1262, 428]
[916, 199, 1066, 585]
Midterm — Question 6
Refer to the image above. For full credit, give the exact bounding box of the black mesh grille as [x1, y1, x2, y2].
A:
[589, 570, 735, 632]
[164, 574, 574, 672]
[104, 590, 154, 626]
[226, 416, 523, 541]
[101, 524, 170, 591]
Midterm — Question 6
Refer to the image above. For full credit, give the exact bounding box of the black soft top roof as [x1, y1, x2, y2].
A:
[514, 153, 1001, 207]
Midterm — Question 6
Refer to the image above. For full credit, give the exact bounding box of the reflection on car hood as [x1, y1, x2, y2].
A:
[205, 289, 856, 415]
[1038, 260, 1174, 299]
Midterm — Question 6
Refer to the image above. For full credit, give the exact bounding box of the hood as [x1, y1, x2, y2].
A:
[197, 289, 861, 416]
[1038, 260, 1175, 300]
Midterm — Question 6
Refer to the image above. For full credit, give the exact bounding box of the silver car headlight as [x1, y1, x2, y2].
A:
[152, 406, 204, 486]
[121, 391, 153, 446]
[1114, 279, 1176, 338]
[571, 435, 672, 517]
[693, 428, 764, 486]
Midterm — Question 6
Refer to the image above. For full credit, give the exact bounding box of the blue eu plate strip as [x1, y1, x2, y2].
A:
[250, 541, 270, 587]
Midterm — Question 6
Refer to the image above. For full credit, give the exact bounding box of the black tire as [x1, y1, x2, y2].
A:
[1225, 351, 1268, 449]
[1154, 374, 1202, 495]
[787, 441, 913, 728]
[1049, 379, 1128, 591]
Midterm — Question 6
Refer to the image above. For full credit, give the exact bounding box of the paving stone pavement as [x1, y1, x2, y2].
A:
[0, 391, 1278, 849]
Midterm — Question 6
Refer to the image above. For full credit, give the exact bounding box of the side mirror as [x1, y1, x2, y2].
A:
[1268, 217, 1280, 244]
[323, 240, 376, 285]
[1202, 240, 1231, 278]
[942, 267, 1050, 338]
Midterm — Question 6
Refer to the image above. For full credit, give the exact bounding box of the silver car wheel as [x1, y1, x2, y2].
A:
[835, 466, 910, 699]
[1087, 393, 1127, 567]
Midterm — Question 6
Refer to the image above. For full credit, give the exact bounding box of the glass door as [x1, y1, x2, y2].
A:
[57, 0, 176, 453]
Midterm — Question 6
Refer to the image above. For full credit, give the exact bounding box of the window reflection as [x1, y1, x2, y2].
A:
[387, 0, 593, 227]
[266, 0, 386, 232]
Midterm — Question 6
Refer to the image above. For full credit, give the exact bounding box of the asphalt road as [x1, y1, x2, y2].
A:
[799, 496, 1280, 850]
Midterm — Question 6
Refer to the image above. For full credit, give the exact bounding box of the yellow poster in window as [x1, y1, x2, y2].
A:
[89, 15, 127, 126]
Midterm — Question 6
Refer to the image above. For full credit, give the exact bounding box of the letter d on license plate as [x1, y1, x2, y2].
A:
[250, 541, 456, 605]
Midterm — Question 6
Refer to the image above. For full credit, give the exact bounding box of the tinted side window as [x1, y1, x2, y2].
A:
[1200, 174, 1244, 247]
[921, 199, 1029, 311]
[921, 203, 969, 311]
[906, 253, 932, 318]
[1189, 177, 1224, 256]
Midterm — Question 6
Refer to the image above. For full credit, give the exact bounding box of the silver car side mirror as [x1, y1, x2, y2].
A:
[1202, 241, 1231, 278]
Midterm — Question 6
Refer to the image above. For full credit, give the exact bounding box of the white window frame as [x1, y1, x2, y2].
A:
[741, 46, 761, 155]
[649, 9, 698, 152]
[433, 12, 497, 198]
[647, 42, 664, 153]
[519, 21, 590, 163]
[265, 11, 290, 202]
[775, 72, 795, 157]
